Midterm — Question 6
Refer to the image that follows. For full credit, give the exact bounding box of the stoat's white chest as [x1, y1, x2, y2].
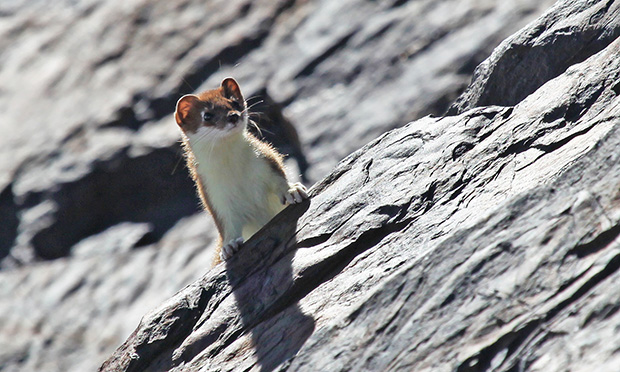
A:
[187, 130, 285, 241]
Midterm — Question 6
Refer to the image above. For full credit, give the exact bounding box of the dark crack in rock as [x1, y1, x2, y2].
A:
[0, 184, 19, 264]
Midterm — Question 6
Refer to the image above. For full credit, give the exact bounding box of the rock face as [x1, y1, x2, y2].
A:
[0, 0, 556, 268]
[2, 0, 619, 371]
[448, 0, 620, 113]
[99, 0, 620, 371]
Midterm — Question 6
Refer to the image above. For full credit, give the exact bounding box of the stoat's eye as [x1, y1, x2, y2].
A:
[202, 112, 213, 121]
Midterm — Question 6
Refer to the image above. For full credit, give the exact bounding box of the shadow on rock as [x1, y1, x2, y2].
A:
[226, 199, 315, 372]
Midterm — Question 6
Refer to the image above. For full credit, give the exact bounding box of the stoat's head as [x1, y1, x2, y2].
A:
[174, 78, 247, 141]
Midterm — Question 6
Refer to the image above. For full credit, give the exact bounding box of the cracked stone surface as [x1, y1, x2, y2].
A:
[0, 0, 555, 268]
[449, 0, 620, 114]
[2, 0, 619, 371]
[100, 1, 620, 370]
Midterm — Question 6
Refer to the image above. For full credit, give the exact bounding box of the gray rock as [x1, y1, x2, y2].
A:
[0, 0, 555, 267]
[448, 0, 620, 114]
[1, 0, 610, 371]
[220, 0, 560, 181]
[0, 214, 217, 372]
[71, 222, 154, 257]
[100, 2, 620, 370]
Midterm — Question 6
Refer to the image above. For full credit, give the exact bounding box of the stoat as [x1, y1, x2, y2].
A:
[174, 78, 308, 265]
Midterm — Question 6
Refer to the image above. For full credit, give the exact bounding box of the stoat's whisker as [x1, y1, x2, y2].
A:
[244, 100, 264, 114]
[249, 119, 263, 137]
[245, 95, 262, 103]
[194, 128, 212, 146]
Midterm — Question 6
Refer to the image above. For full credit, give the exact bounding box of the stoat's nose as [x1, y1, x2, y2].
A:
[227, 112, 240, 124]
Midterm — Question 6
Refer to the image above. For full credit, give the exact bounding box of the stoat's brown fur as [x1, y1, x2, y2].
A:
[175, 78, 308, 265]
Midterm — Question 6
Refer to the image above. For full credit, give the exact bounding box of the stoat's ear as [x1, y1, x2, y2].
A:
[175, 95, 199, 126]
[221, 78, 245, 105]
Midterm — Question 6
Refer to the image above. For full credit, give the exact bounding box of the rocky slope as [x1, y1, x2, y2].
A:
[101, 1, 620, 371]
[0, 0, 555, 268]
[2, 0, 618, 371]
[100, 0, 620, 371]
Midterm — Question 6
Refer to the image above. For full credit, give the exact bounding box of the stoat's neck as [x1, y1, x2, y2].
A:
[186, 126, 285, 241]
[188, 129, 256, 179]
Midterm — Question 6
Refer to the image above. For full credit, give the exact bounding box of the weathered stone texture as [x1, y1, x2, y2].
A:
[3, 0, 619, 371]
[101, 1, 620, 370]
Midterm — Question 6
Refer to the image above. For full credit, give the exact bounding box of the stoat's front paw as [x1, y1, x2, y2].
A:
[220, 237, 244, 261]
[281, 182, 309, 205]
